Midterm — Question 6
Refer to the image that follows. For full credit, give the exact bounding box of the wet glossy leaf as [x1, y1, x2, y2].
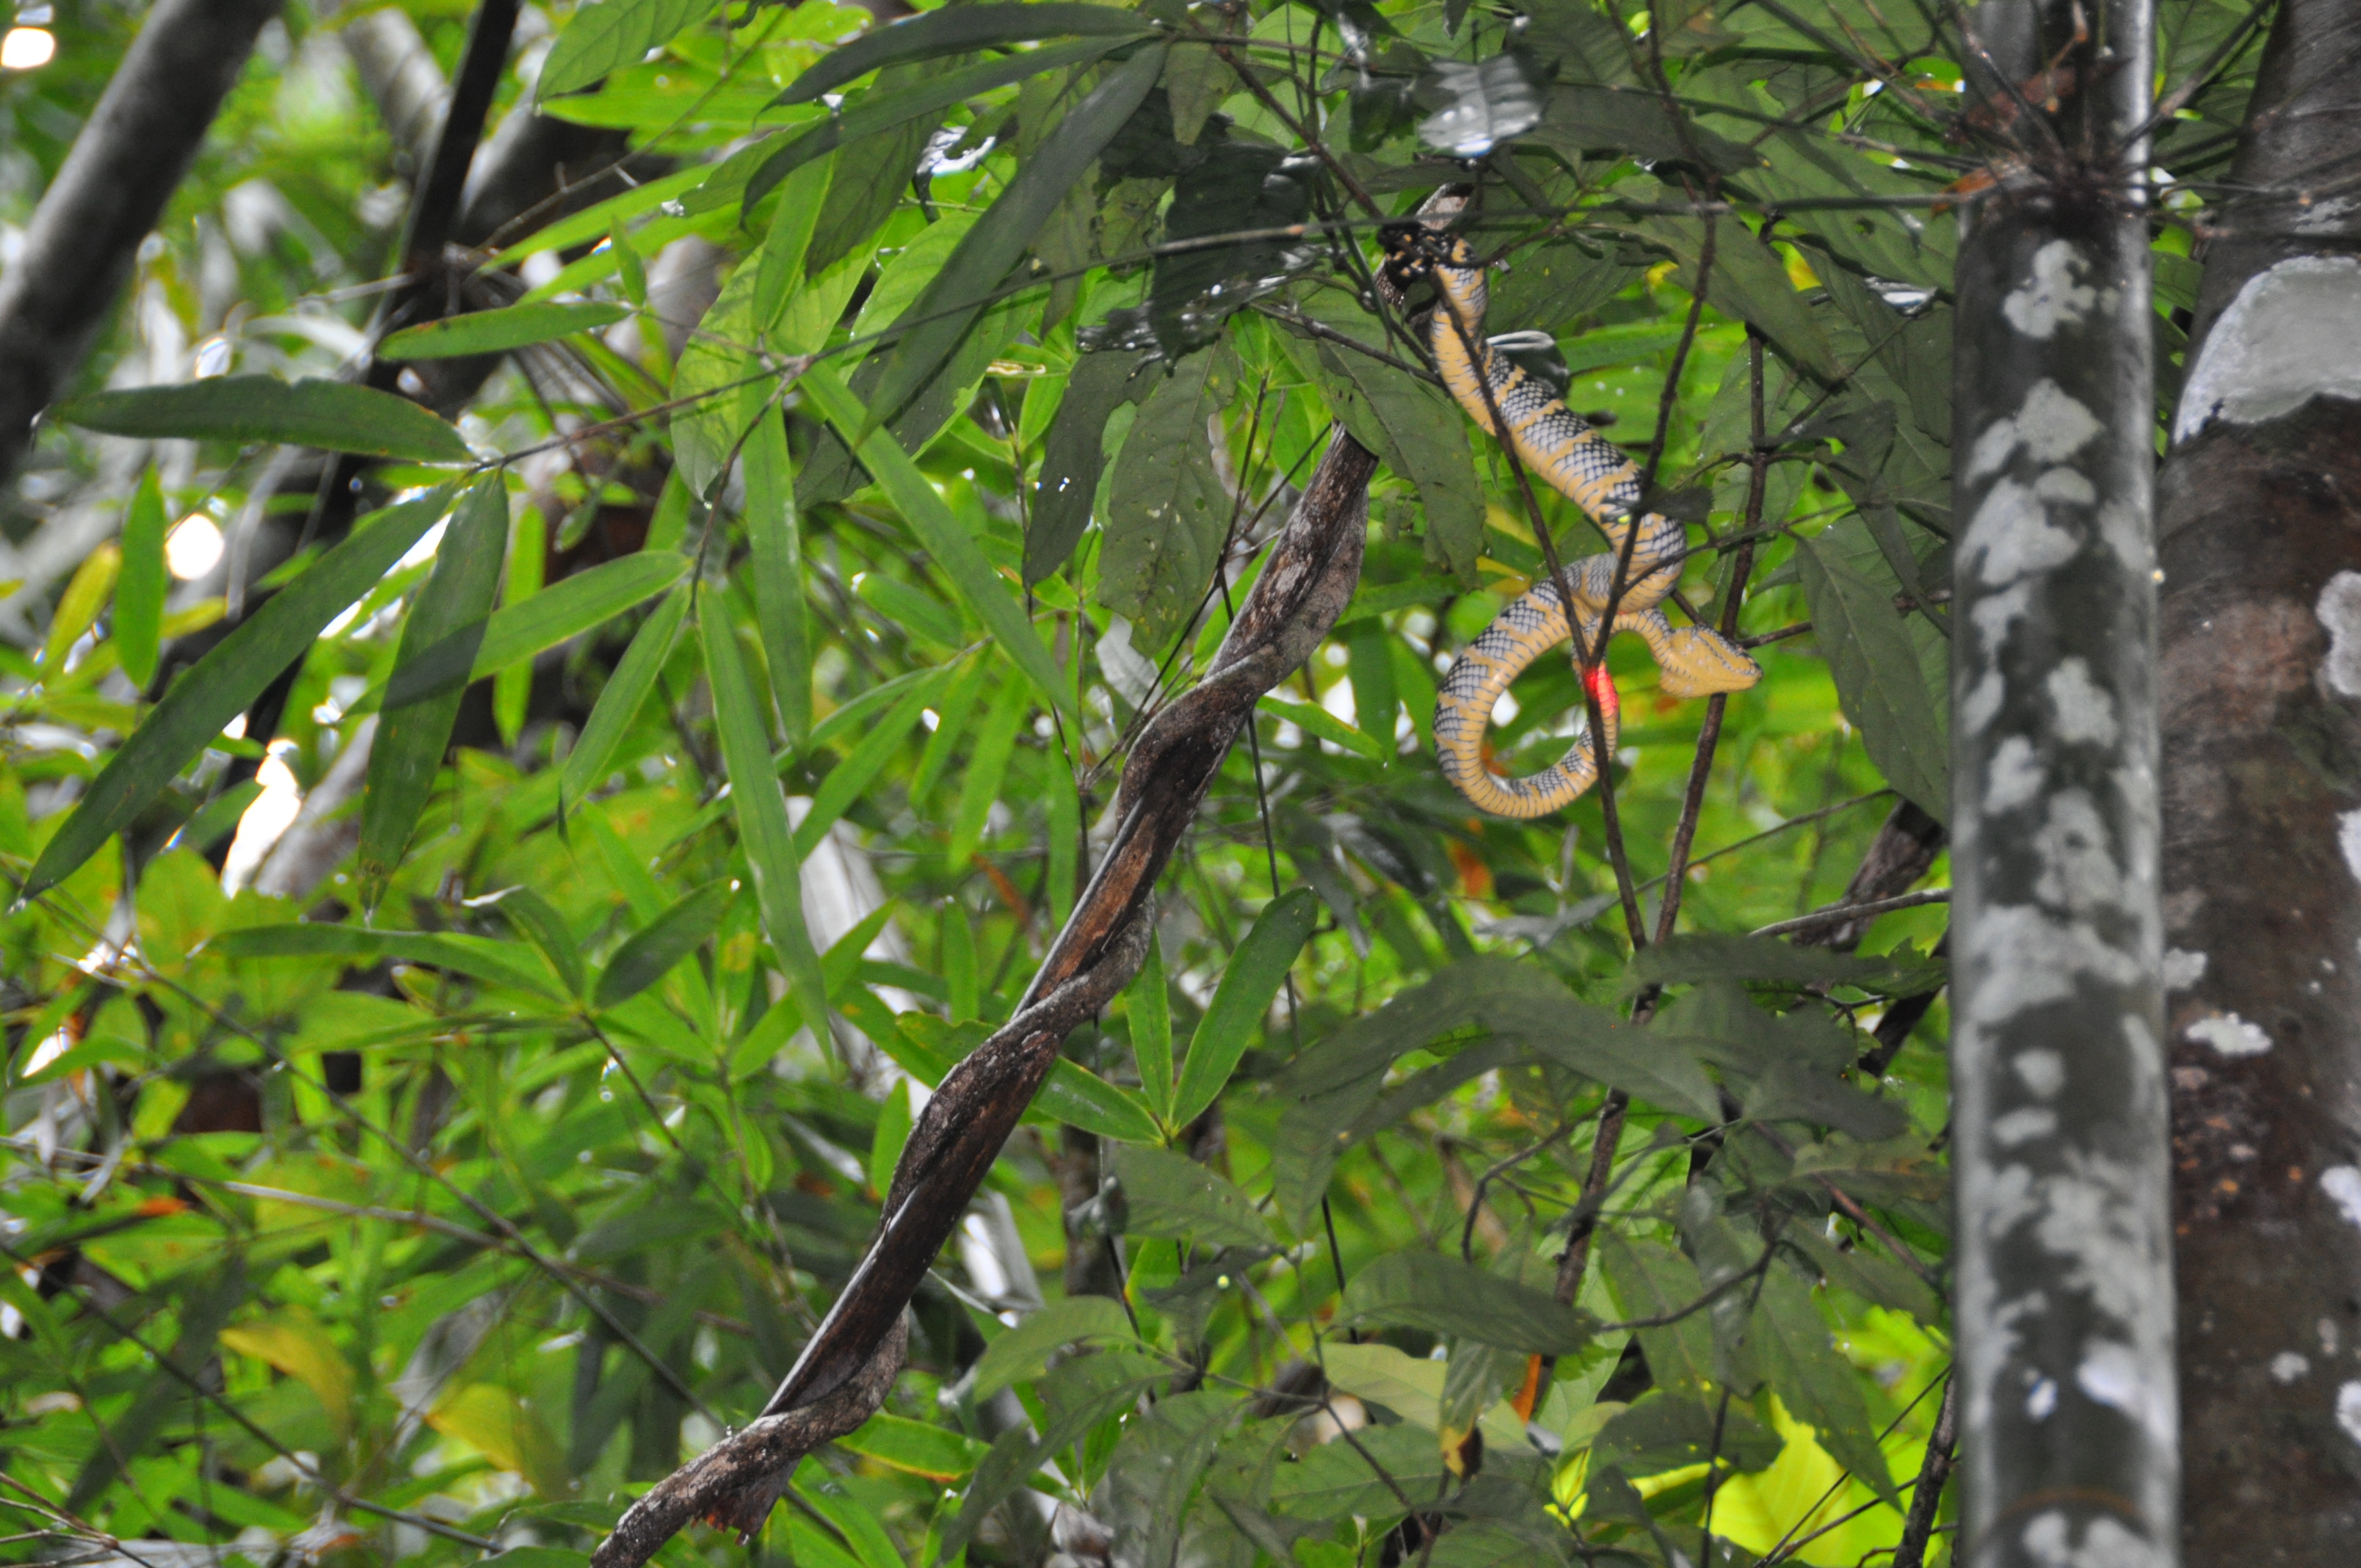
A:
[594, 878, 734, 1009]
[560, 580, 689, 818]
[379, 301, 632, 359]
[540, 0, 722, 98]
[1026, 350, 1147, 583]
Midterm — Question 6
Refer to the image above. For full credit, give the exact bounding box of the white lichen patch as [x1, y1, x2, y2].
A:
[2340, 809, 2361, 886]
[2047, 659, 2119, 745]
[2321, 1165, 2361, 1230]
[2032, 791, 2128, 916]
[2162, 948, 2208, 991]
[2004, 241, 2097, 339]
[2315, 572, 2361, 698]
[2176, 255, 2361, 443]
[1965, 905, 2142, 1025]
[1994, 1106, 2060, 1146]
[2021, 1510, 2163, 1568]
[2078, 1338, 2174, 1443]
[1971, 579, 2037, 653]
[2015, 1048, 2067, 1097]
[2185, 1012, 2274, 1056]
[2097, 496, 2152, 572]
[1963, 669, 2007, 735]
[2272, 1351, 2312, 1384]
[2340, 1382, 2361, 1445]
[1987, 735, 2045, 813]
[1972, 477, 2083, 586]
[1967, 379, 2106, 477]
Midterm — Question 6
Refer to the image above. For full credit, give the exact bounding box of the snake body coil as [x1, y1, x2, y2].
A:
[1424, 238, 1761, 818]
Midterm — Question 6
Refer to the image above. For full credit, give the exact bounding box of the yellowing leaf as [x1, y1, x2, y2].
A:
[222, 1315, 355, 1434]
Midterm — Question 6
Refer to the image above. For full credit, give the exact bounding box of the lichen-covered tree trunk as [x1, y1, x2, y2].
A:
[2158, 0, 2361, 1553]
[1949, 1, 2175, 1562]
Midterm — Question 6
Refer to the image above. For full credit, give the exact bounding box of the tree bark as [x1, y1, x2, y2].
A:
[1948, 0, 2176, 1564]
[0, 0, 283, 488]
[2158, 0, 2361, 1556]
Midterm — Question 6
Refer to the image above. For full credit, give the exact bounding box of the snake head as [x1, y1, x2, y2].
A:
[1378, 222, 1454, 290]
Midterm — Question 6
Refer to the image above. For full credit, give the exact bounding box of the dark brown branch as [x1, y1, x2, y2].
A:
[0, 0, 283, 487]
[1891, 1373, 1958, 1568]
[590, 432, 1377, 1568]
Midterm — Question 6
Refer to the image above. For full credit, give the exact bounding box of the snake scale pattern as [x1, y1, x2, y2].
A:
[1421, 236, 1763, 818]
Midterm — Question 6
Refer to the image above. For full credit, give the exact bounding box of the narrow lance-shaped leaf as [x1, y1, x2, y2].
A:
[493, 501, 545, 749]
[862, 45, 1168, 429]
[745, 37, 1130, 212]
[379, 301, 633, 359]
[744, 407, 812, 747]
[473, 885, 587, 998]
[381, 551, 688, 710]
[116, 468, 167, 689]
[209, 924, 566, 998]
[1130, 936, 1175, 1125]
[594, 879, 736, 1009]
[43, 545, 118, 675]
[561, 579, 689, 819]
[358, 475, 512, 904]
[800, 366, 1075, 720]
[19, 487, 454, 902]
[57, 376, 471, 463]
[752, 157, 826, 328]
[775, 2, 1156, 105]
[795, 669, 949, 857]
[1171, 887, 1318, 1126]
[700, 587, 832, 1048]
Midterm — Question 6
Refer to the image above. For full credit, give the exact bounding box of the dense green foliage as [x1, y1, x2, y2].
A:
[0, 1, 2259, 1567]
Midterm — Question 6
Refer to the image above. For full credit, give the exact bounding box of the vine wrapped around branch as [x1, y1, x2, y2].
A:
[590, 429, 1376, 1568]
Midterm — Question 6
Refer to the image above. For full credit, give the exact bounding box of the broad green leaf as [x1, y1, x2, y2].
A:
[803, 101, 932, 278]
[19, 487, 453, 902]
[946, 1351, 1169, 1557]
[1342, 1252, 1595, 1355]
[594, 879, 733, 1009]
[116, 468, 167, 688]
[206, 923, 565, 998]
[1258, 694, 1383, 760]
[1592, 1391, 1781, 1477]
[1268, 1422, 1443, 1520]
[380, 550, 688, 709]
[561, 580, 689, 817]
[540, 0, 723, 98]
[1128, 937, 1175, 1123]
[1114, 1144, 1274, 1249]
[57, 375, 471, 462]
[1794, 516, 1950, 823]
[972, 1295, 1138, 1400]
[42, 544, 117, 675]
[1041, 1060, 1164, 1144]
[1633, 212, 1841, 380]
[220, 1314, 355, 1435]
[671, 263, 772, 498]
[744, 407, 813, 747]
[800, 366, 1075, 720]
[1528, 84, 1755, 170]
[836, 1412, 993, 1484]
[856, 572, 963, 650]
[359, 475, 511, 902]
[1026, 349, 1142, 584]
[1627, 933, 1945, 995]
[700, 587, 832, 1045]
[1319, 1343, 1526, 1446]
[1753, 1267, 1900, 1506]
[747, 37, 1128, 208]
[474, 885, 587, 998]
[1100, 344, 1238, 649]
[1171, 886, 1316, 1126]
[1597, 1233, 1720, 1397]
[775, 3, 1156, 106]
[1283, 292, 1483, 581]
[379, 301, 631, 359]
[861, 44, 1167, 429]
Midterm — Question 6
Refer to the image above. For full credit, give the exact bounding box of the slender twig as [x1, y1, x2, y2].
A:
[1553, 1091, 1630, 1305]
[1891, 1373, 1959, 1568]
[1749, 888, 1951, 938]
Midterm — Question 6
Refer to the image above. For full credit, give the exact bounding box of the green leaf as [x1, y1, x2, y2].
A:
[1320, 1343, 1529, 1446]
[57, 376, 471, 462]
[382, 550, 687, 710]
[540, 0, 723, 98]
[1282, 292, 1483, 581]
[835, 1412, 993, 1484]
[1099, 344, 1239, 648]
[1794, 516, 1949, 823]
[474, 885, 587, 998]
[1172, 886, 1316, 1126]
[776, 4, 1156, 106]
[1627, 933, 1945, 996]
[1026, 350, 1142, 584]
[1631, 213, 1840, 380]
[1753, 1266, 1899, 1506]
[483, 164, 711, 268]
[43, 545, 117, 676]
[68, 1263, 244, 1510]
[749, 37, 1129, 209]
[800, 365, 1075, 720]
[1592, 1391, 1781, 1477]
[208, 923, 565, 998]
[1269, 1422, 1443, 1520]
[1342, 1252, 1594, 1354]
[862, 44, 1167, 428]
[19, 487, 453, 903]
[359, 475, 511, 902]
[1258, 694, 1383, 760]
[857, 572, 964, 650]
[796, 667, 949, 857]
[1128, 937, 1175, 1123]
[1040, 1060, 1164, 1144]
[1115, 1144, 1275, 1249]
[744, 407, 813, 748]
[700, 587, 833, 1045]
[671, 264, 772, 499]
[752, 155, 826, 327]
[594, 878, 734, 1009]
[380, 301, 633, 359]
[971, 1295, 1139, 1401]
[946, 1351, 1169, 1558]
[1529, 84, 1755, 170]
[116, 468, 167, 689]
[804, 106, 933, 278]
[561, 580, 689, 818]
[946, 678, 1029, 866]
[1596, 1233, 1720, 1397]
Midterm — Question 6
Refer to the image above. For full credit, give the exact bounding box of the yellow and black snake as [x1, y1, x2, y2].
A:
[1415, 235, 1762, 818]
